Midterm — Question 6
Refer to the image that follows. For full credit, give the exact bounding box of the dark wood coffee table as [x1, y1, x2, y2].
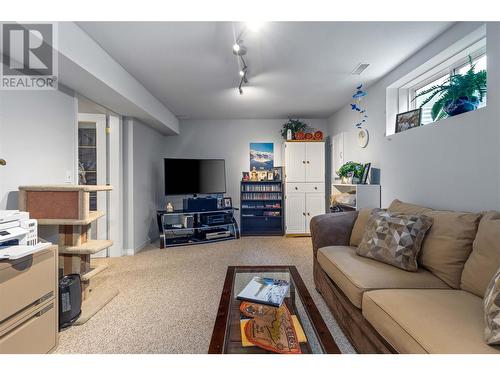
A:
[208, 265, 340, 354]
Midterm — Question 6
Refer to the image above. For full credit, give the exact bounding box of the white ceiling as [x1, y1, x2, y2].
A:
[77, 21, 453, 120]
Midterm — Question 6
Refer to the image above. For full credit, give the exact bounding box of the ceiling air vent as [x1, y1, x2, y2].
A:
[351, 63, 370, 75]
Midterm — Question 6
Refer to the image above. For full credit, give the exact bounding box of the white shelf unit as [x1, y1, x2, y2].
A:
[331, 183, 381, 211]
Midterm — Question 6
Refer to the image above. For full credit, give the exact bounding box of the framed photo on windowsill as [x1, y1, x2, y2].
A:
[395, 108, 421, 134]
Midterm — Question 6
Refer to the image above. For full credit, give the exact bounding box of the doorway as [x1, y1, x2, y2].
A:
[78, 113, 108, 257]
[77, 97, 123, 257]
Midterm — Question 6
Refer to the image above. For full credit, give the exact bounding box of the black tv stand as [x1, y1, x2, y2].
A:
[156, 208, 239, 248]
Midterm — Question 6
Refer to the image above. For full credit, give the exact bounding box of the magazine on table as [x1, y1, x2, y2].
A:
[236, 276, 290, 307]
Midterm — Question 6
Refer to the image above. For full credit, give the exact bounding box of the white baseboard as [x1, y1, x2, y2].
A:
[124, 238, 152, 256]
[123, 248, 135, 256]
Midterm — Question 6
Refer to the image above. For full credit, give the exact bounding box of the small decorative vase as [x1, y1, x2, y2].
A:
[166, 202, 174, 212]
[287, 129, 292, 140]
[341, 176, 349, 184]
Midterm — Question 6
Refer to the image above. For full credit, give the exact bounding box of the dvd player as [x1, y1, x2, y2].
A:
[205, 230, 231, 240]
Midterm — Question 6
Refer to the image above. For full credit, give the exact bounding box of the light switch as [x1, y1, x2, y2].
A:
[65, 170, 73, 183]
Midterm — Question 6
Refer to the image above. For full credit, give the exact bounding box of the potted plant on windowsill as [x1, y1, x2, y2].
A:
[337, 161, 364, 184]
[413, 56, 487, 121]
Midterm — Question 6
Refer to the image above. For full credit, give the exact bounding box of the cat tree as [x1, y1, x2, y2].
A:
[18, 185, 118, 325]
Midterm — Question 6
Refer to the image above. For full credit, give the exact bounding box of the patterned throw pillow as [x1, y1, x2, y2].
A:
[484, 268, 500, 345]
[357, 209, 433, 272]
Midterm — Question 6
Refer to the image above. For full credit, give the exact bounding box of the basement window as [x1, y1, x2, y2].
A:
[410, 50, 487, 125]
[386, 25, 487, 136]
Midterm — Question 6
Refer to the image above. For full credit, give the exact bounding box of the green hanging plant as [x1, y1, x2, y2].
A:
[413, 56, 487, 121]
[280, 119, 308, 140]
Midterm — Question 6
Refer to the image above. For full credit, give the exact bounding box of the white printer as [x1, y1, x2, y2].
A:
[0, 210, 48, 259]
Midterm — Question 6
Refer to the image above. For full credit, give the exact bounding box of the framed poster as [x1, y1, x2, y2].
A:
[250, 143, 274, 171]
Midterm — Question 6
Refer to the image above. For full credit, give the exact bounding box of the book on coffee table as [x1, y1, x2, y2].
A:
[236, 276, 290, 307]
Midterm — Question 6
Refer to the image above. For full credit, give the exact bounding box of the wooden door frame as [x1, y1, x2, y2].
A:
[107, 114, 123, 257]
[77, 113, 107, 257]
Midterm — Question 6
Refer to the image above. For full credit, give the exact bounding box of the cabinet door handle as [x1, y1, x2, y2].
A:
[302, 212, 306, 216]
[294, 187, 298, 190]
[314, 186, 318, 190]
[306, 161, 310, 164]
[307, 213, 310, 216]
[302, 160, 306, 164]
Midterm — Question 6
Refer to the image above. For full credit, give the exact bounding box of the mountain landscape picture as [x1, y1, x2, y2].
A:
[250, 143, 274, 171]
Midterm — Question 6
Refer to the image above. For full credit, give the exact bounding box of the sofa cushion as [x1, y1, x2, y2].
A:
[362, 289, 500, 354]
[388, 199, 432, 215]
[349, 208, 372, 247]
[357, 209, 432, 271]
[461, 211, 500, 297]
[388, 199, 481, 288]
[316, 246, 449, 308]
[484, 268, 500, 345]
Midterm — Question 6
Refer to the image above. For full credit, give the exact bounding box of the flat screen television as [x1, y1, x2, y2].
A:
[164, 158, 226, 195]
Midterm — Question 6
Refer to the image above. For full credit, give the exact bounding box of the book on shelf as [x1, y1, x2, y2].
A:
[242, 184, 282, 192]
[263, 211, 280, 217]
[241, 193, 282, 200]
[242, 203, 281, 208]
[236, 276, 290, 307]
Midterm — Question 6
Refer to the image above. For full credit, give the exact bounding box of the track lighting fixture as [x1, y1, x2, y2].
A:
[233, 39, 249, 94]
[232, 22, 265, 95]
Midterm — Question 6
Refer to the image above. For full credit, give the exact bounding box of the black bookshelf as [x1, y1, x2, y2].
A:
[240, 180, 284, 236]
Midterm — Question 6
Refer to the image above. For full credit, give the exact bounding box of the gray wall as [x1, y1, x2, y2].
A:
[123, 118, 166, 254]
[0, 89, 77, 210]
[0, 89, 77, 243]
[328, 22, 500, 212]
[163, 118, 330, 221]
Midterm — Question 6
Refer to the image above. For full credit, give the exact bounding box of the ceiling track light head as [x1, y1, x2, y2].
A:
[239, 64, 248, 77]
[232, 40, 247, 56]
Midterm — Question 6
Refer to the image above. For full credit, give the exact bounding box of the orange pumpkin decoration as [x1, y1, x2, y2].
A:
[305, 132, 313, 140]
[314, 130, 323, 140]
[295, 132, 305, 140]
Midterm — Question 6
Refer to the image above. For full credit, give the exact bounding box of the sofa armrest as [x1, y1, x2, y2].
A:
[310, 211, 359, 258]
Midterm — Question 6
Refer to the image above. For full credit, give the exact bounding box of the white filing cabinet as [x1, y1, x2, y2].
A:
[284, 142, 326, 235]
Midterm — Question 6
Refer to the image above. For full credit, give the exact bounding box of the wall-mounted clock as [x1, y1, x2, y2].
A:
[358, 129, 369, 148]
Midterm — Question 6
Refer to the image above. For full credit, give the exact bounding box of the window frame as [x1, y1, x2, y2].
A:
[386, 26, 487, 137]
[408, 46, 487, 112]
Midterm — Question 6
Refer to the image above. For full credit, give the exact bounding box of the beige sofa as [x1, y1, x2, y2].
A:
[310, 199, 500, 354]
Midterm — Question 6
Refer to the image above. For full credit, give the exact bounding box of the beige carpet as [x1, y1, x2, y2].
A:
[55, 237, 355, 354]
